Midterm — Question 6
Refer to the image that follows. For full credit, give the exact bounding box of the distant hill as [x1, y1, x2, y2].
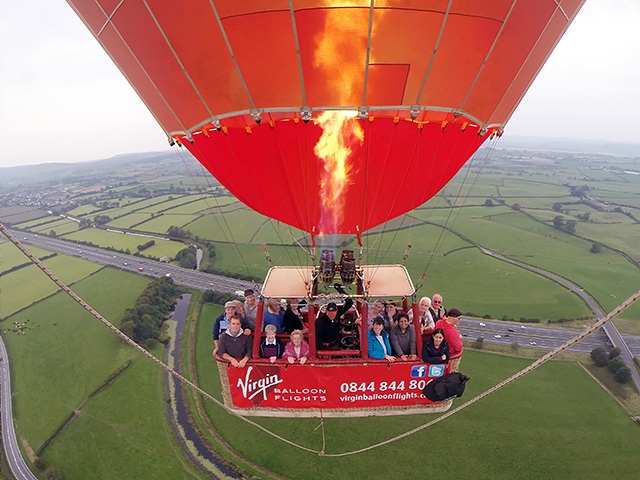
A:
[0, 150, 203, 189]
[497, 135, 640, 157]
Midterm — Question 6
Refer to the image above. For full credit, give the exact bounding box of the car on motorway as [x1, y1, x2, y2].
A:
[520, 325, 527, 330]
[138, 267, 144, 272]
[479, 322, 486, 327]
[235, 290, 245, 296]
[123, 262, 128, 266]
[494, 334, 502, 339]
[165, 273, 172, 277]
[507, 328, 515, 332]
[530, 341, 537, 346]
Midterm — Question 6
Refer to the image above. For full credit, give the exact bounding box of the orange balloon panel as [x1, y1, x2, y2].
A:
[68, 0, 585, 233]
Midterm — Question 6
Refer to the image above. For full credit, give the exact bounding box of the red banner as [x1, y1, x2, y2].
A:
[220, 361, 449, 410]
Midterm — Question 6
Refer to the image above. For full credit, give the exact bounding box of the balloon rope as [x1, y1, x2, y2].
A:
[323, 288, 640, 457]
[0, 224, 318, 454]
[3, 223, 637, 458]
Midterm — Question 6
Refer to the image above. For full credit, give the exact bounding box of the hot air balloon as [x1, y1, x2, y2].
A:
[68, 0, 586, 416]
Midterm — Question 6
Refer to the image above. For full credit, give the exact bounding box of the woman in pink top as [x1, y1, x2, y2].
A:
[282, 329, 309, 365]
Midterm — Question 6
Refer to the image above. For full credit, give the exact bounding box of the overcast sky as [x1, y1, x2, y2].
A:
[1, 0, 639, 168]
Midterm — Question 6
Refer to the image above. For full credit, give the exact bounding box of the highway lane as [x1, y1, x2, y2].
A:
[0, 336, 39, 480]
[12, 230, 640, 357]
[458, 320, 615, 354]
[15, 230, 257, 296]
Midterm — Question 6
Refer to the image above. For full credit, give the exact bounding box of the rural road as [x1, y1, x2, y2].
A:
[0, 336, 39, 480]
[478, 247, 640, 389]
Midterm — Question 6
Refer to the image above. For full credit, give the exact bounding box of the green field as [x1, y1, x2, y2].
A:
[61, 229, 185, 259]
[32, 217, 80, 235]
[1, 206, 47, 225]
[2, 267, 208, 479]
[135, 213, 199, 233]
[0, 248, 102, 318]
[106, 212, 154, 229]
[0, 241, 52, 273]
[12, 214, 59, 229]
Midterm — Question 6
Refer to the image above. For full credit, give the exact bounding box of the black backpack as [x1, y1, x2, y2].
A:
[422, 372, 470, 402]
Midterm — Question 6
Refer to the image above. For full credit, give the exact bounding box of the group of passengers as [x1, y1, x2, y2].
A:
[364, 295, 461, 368]
[214, 289, 463, 371]
[214, 289, 310, 366]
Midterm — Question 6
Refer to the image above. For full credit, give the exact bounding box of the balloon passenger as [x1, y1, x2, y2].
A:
[283, 298, 307, 334]
[434, 307, 464, 371]
[366, 298, 385, 328]
[232, 300, 245, 321]
[409, 296, 435, 335]
[315, 297, 354, 350]
[390, 312, 417, 360]
[421, 328, 450, 364]
[282, 329, 309, 365]
[212, 301, 237, 354]
[377, 300, 399, 331]
[259, 324, 284, 363]
[263, 298, 285, 333]
[217, 317, 252, 368]
[429, 294, 446, 322]
[368, 317, 395, 362]
[243, 289, 258, 333]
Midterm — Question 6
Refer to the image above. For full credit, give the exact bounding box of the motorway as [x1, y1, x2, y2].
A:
[459, 319, 640, 356]
[12, 230, 640, 358]
[11, 230, 640, 357]
[16, 230, 256, 296]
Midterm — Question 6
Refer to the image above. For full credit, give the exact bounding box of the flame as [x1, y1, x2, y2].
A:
[313, 9, 367, 104]
[314, 110, 364, 233]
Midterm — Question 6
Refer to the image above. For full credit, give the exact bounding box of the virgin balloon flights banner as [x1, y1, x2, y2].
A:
[221, 361, 449, 410]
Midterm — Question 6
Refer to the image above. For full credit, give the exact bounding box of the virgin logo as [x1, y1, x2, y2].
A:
[237, 366, 283, 400]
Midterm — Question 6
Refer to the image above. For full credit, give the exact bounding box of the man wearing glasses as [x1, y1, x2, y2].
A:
[429, 294, 446, 321]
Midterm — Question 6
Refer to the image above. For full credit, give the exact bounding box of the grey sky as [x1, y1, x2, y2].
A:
[1, 0, 638, 168]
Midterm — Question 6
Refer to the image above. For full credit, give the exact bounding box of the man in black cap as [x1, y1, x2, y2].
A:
[315, 297, 354, 350]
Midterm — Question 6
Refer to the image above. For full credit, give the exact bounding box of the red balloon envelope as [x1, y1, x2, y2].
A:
[68, 0, 585, 235]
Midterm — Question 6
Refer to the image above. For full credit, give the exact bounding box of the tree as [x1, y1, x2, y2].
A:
[511, 203, 521, 211]
[590, 346, 606, 361]
[553, 215, 564, 229]
[590, 243, 602, 254]
[564, 219, 577, 234]
[608, 347, 621, 360]
[608, 356, 626, 373]
[614, 366, 632, 383]
[595, 352, 610, 367]
[484, 199, 494, 207]
[94, 214, 111, 225]
[552, 202, 563, 212]
[473, 337, 484, 349]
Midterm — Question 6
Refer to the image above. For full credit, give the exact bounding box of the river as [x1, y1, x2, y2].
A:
[164, 294, 240, 479]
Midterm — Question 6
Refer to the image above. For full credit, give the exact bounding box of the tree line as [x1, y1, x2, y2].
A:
[590, 347, 632, 383]
[119, 277, 184, 348]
